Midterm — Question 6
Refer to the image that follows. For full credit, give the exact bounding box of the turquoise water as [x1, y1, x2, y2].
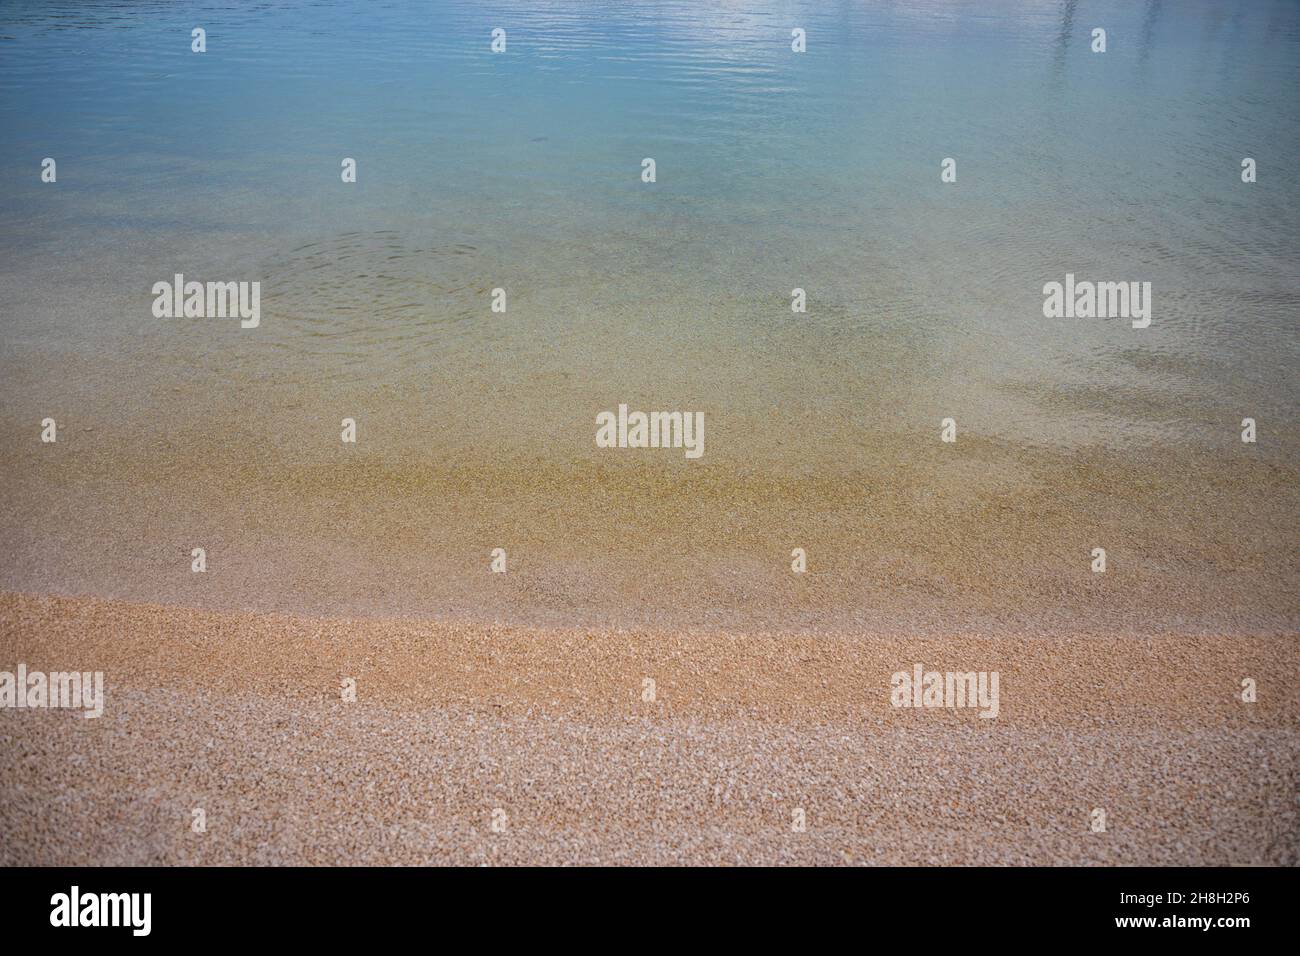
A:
[0, 1, 1297, 632]
[2, 1, 1297, 441]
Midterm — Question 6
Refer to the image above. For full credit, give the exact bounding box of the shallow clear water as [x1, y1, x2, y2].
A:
[0, 0, 1297, 633]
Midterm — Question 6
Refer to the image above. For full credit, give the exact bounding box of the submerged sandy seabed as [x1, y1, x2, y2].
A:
[1, 591, 1295, 866]
[3, 345, 1294, 864]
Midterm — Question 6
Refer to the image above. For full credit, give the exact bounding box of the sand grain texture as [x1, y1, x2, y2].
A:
[1, 592, 1295, 866]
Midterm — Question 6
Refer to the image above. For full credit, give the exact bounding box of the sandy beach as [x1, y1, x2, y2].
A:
[2, 591, 1294, 866]
[2, 0, 1298, 872]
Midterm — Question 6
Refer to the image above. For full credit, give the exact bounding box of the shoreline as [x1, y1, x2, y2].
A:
[2, 591, 1295, 865]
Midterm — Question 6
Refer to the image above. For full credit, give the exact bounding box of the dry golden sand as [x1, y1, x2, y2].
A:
[1, 591, 1296, 865]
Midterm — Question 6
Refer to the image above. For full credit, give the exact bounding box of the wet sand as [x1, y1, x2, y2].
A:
[3, 0, 1298, 870]
[2, 591, 1294, 866]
